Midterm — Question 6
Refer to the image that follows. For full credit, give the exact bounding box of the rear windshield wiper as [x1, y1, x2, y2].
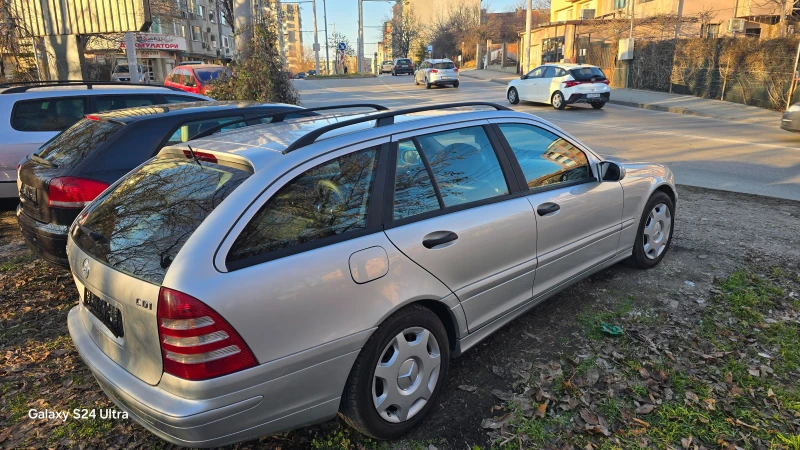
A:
[31, 153, 57, 168]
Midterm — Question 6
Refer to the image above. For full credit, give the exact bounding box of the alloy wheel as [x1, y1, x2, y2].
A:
[643, 203, 672, 260]
[372, 327, 441, 423]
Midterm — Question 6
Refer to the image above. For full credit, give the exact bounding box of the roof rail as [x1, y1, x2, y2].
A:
[0, 81, 185, 94]
[282, 102, 511, 154]
[188, 103, 389, 141]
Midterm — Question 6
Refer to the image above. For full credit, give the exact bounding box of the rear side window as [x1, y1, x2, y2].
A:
[36, 119, 123, 167]
[95, 95, 160, 112]
[433, 62, 455, 70]
[497, 123, 592, 188]
[12, 97, 87, 132]
[73, 156, 251, 284]
[570, 67, 606, 80]
[227, 148, 379, 266]
[394, 140, 440, 219]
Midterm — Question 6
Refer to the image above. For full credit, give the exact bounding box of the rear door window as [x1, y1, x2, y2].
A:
[394, 140, 441, 219]
[35, 118, 124, 167]
[95, 95, 160, 112]
[73, 156, 252, 284]
[227, 148, 379, 266]
[11, 97, 87, 131]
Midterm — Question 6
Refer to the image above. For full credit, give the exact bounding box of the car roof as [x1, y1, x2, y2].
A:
[90, 101, 303, 123]
[426, 58, 453, 63]
[541, 63, 599, 69]
[170, 107, 553, 171]
[177, 64, 225, 70]
[0, 84, 197, 98]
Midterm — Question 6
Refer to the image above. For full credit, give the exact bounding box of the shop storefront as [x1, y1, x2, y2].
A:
[119, 34, 187, 83]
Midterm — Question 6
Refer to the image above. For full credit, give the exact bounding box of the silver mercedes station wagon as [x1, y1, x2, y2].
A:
[66, 102, 676, 447]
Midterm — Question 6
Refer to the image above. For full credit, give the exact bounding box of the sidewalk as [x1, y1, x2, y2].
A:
[460, 69, 782, 126]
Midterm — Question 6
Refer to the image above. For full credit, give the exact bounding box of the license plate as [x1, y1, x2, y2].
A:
[441, 77, 451, 80]
[20, 184, 37, 205]
[84, 289, 124, 338]
[587, 93, 601, 98]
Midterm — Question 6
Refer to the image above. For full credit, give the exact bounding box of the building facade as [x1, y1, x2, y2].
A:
[281, 3, 304, 70]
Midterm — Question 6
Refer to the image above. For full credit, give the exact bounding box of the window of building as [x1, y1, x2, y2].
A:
[542, 37, 565, 63]
[745, 28, 761, 37]
[223, 36, 229, 48]
[702, 23, 720, 38]
[614, 0, 627, 9]
[211, 34, 217, 48]
[191, 26, 201, 41]
[209, 11, 215, 23]
[197, 4, 204, 17]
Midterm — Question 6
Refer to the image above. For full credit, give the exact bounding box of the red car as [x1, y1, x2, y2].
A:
[164, 64, 228, 95]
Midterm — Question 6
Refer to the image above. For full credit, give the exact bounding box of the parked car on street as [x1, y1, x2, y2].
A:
[0, 81, 209, 199]
[110, 64, 151, 84]
[380, 60, 394, 74]
[414, 58, 459, 88]
[781, 102, 800, 133]
[66, 101, 676, 447]
[307, 70, 317, 76]
[164, 64, 229, 95]
[296, 72, 306, 79]
[16, 101, 314, 265]
[506, 63, 610, 110]
[392, 58, 414, 76]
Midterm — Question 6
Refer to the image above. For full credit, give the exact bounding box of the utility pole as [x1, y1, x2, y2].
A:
[626, 0, 635, 88]
[525, 0, 532, 73]
[312, 0, 320, 73]
[788, 40, 800, 110]
[323, 0, 330, 74]
[358, 0, 364, 74]
[124, 32, 140, 84]
[674, 0, 684, 39]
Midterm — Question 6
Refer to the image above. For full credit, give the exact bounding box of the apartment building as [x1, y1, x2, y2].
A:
[550, 0, 795, 37]
[281, 3, 304, 70]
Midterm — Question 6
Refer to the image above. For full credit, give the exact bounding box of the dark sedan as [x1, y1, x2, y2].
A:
[17, 101, 311, 265]
[781, 103, 800, 133]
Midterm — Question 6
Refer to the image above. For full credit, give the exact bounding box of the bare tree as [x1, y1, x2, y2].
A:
[390, 9, 422, 58]
[752, 0, 792, 37]
[216, 0, 236, 31]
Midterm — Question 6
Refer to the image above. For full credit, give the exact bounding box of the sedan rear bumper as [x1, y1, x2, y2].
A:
[16, 204, 69, 266]
[68, 305, 356, 447]
[394, 67, 414, 74]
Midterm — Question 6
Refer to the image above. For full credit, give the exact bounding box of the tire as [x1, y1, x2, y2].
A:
[392, 71, 396, 76]
[425, 79, 431, 89]
[591, 102, 605, 109]
[551, 91, 566, 110]
[453, 81, 459, 88]
[628, 191, 675, 269]
[507, 87, 519, 104]
[414, 76, 419, 86]
[340, 304, 450, 440]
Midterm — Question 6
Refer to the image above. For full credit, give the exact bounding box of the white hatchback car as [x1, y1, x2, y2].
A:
[414, 59, 459, 88]
[506, 64, 610, 110]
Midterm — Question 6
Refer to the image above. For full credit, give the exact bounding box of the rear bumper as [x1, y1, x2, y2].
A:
[566, 92, 610, 104]
[394, 67, 413, 74]
[781, 112, 800, 132]
[67, 306, 357, 447]
[429, 77, 459, 85]
[16, 204, 69, 266]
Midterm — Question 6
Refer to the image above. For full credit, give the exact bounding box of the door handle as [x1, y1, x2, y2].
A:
[422, 231, 459, 249]
[537, 203, 560, 216]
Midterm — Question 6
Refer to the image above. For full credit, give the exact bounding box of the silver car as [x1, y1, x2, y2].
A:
[415, 58, 460, 88]
[67, 102, 676, 447]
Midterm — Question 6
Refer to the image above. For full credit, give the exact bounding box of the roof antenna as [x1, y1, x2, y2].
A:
[186, 145, 202, 167]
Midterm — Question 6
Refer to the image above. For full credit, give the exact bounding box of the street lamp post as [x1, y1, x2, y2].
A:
[312, 0, 320, 74]
[323, 0, 330, 74]
[358, 0, 364, 73]
[525, 0, 532, 73]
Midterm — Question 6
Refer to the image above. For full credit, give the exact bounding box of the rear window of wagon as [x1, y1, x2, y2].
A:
[72, 155, 252, 284]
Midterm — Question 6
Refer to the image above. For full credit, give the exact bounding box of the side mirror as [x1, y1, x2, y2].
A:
[520, 75, 527, 80]
[599, 161, 625, 182]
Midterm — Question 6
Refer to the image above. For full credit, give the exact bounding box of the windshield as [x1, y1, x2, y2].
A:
[434, 62, 455, 69]
[396, 59, 411, 65]
[36, 119, 124, 168]
[571, 67, 606, 80]
[195, 68, 227, 83]
[113, 65, 129, 73]
[72, 156, 252, 284]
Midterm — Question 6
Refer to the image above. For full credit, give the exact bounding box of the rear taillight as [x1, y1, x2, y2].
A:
[183, 150, 218, 163]
[429, 69, 439, 73]
[563, 80, 582, 88]
[158, 288, 258, 380]
[453, 68, 458, 72]
[600, 79, 610, 85]
[48, 177, 109, 208]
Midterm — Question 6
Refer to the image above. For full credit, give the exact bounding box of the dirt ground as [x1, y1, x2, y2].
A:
[0, 185, 798, 450]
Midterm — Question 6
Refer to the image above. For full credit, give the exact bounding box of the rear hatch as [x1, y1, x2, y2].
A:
[18, 117, 125, 225]
[433, 61, 458, 80]
[395, 59, 412, 70]
[69, 153, 252, 384]
[568, 67, 609, 94]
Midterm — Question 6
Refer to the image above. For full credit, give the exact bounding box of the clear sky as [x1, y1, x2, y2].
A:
[291, 0, 522, 61]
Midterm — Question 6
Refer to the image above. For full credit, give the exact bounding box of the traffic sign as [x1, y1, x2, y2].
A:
[338, 42, 346, 51]
[427, 45, 432, 53]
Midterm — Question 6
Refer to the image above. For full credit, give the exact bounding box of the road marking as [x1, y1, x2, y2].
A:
[546, 118, 800, 151]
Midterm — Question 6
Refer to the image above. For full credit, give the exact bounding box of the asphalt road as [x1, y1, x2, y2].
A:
[295, 74, 800, 201]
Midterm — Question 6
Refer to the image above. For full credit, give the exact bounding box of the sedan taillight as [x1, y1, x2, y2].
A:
[48, 177, 110, 208]
[562, 80, 582, 88]
[158, 288, 258, 380]
[429, 69, 439, 73]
